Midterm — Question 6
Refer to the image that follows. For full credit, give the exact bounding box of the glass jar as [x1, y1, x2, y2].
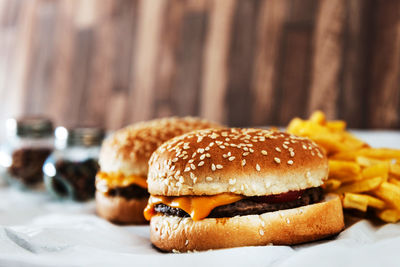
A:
[43, 127, 104, 201]
[0, 117, 54, 189]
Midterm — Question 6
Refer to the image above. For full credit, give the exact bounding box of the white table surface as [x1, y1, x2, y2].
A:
[0, 130, 400, 267]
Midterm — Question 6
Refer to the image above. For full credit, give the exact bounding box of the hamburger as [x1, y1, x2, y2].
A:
[95, 117, 221, 224]
[144, 128, 344, 251]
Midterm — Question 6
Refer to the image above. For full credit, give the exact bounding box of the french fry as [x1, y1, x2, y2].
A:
[389, 178, 400, 188]
[357, 148, 400, 160]
[342, 193, 368, 212]
[287, 111, 400, 223]
[376, 209, 400, 223]
[309, 110, 326, 125]
[373, 182, 400, 211]
[329, 160, 361, 179]
[361, 162, 389, 181]
[323, 179, 342, 191]
[364, 195, 386, 209]
[325, 121, 346, 132]
[335, 177, 383, 194]
[356, 156, 388, 167]
[390, 164, 400, 177]
[330, 150, 359, 161]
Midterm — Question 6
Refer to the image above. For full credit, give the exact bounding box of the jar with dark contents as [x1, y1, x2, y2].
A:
[0, 117, 54, 189]
[43, 127, 104, 201]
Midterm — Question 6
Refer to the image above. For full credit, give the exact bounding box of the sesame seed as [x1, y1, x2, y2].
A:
[185, 240, 189, 246]
[290, 151, 295, 157]
[205, 147, 210, 151]
[206, 153, 211, 158]
[200, 154, 206, 160]
[282, 144, 288, 149]
[183, 155, 188, 160]
[198, 161, 205, 166]
[275, 147, 281, 152]
[223, 154, 228, 158]
[311, 151, 315, 156]
[206, 176, 213, 182]
[274, 157, 281, 164]
[259, 229, 264, 236]
[228, 156, 235, 161]
[211, 164, 216, 171]
[184, 167, 191, 172]
[190, 164, 196, 170]
[249, 148, 254, 153]
[227, 152, 231, 156]
[261, 150, 268, 156]
[197, 136, 204, 143]
[256, 164, 261, 171]
[188, 159, 194, 163]
[216, 164, 223, 169]
[219, 145, 226, 149]
[172, 158, 178, 162]
[243, 152, 250, 156]
[287, 160, 293, 165]
[302, 144, 307, 150]
[242, 159, 246, 166]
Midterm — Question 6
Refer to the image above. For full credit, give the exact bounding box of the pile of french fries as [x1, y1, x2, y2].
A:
[287, 111, 400, 223]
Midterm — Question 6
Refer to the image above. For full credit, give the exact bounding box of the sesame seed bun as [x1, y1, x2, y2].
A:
[99, 117, 222, 177]
[96, 117, 222, 224]
[150, 194, 344, 252]
[148, 128, 328, 196]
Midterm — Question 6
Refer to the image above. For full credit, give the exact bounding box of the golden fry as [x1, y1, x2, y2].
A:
[389, 178, 400, 188]
[323, 179, 342, 191]
[373, 182, 400, 211]
[361, 162, 389, 181]
[309, 111, 326, 125]
[335, 177, 383, 194]
[363, 195, 386, 209]
[358, 148, 400, 160]
[356, 156, 388, 167]
[342, 193, 368, 212]
[329, 160, 361, 178]
[325, 121, 346, 132]
[376, 209, 400, 223]
[390, 164, 400, 177]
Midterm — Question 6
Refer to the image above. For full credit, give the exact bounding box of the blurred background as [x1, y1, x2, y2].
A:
[0, 0, 399, 134]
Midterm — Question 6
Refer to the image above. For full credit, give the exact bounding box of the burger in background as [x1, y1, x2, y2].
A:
[96, 117, 221, 224]
[144, 128, 344, 251]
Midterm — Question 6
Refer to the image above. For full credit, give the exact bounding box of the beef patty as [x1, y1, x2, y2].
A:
[107, 184, 149, 199]
[154, 187, 323, 218]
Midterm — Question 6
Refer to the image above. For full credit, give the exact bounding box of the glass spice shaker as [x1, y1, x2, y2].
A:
[0, 117, 54, 189]
[43, 127, 104, 201]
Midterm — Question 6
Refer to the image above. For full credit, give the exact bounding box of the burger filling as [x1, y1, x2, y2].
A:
[96, 172, 149, 199]
[144, 187, 323, 221]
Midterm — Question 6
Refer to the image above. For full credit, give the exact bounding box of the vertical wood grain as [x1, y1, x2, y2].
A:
[367, 0, 400, 128]
[250, 0, 287, 126]
[308, 0, 345, 120]
[199, 0, 236, 123]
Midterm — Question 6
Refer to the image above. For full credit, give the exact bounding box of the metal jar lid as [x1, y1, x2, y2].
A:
[67, 127, 105, 147]
[7, 117, 54, 138]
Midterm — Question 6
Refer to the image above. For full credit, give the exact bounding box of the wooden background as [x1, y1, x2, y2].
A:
[0, 0, 399, 132]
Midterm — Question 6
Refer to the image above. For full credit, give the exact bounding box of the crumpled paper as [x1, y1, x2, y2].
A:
[0, 131, 399, 267]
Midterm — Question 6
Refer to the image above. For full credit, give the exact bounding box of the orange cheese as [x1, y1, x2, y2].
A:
[144, 193, 244, 221]
[96, 172, 148, 191]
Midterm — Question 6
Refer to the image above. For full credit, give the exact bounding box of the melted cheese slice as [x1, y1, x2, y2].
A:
[96, 172, 147, 191]
[144, 193, 244, 221]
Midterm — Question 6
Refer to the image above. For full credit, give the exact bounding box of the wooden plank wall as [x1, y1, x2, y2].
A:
[0, 0, 399, 132]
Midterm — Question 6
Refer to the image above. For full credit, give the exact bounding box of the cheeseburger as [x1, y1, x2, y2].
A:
[96, 117, 221, 224]
[144, 128, 344, 251]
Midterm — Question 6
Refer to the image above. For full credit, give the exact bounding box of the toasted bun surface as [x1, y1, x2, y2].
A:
[99, 117, 221, 177]
[148, 128, 328, 196]
[150, 194, 344, 252]
[95, 192, 148, 224]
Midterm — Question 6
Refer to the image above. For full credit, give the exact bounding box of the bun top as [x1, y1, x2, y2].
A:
[148, 128, 328, 196]
[99, 117, 222, 177]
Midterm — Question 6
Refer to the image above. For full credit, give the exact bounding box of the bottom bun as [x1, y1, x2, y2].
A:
[150, 194, 344, 252]
[96, 191, 148, 224]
